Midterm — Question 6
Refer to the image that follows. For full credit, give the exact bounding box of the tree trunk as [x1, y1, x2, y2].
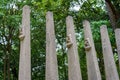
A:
[4, 57, 6, 80]
[105, 0, 117, 29]
[7, 56, 10, 80]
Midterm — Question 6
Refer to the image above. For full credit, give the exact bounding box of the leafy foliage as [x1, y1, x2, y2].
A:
[0, 0, 119, 80]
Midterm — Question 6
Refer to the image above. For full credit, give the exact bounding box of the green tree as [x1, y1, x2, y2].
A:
[0, 0, 118, 80]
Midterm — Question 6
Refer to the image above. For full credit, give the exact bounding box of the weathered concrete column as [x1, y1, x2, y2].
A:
[18, 5, 31, 80]
[115, 29, 120, 68]
[100, 25, 119, 80]
[45, 11, 59, 80]
[66, 16, 82, 80]
[83, 20, 101, 80]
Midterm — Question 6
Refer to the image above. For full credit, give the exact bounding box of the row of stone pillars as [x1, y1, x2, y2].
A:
[18, 5, 119, 80]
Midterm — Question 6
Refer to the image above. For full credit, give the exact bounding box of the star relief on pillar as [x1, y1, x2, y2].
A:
[19, 27, 25, 41]
[66, 34, 73, 48]
[84, 38, 91, 51]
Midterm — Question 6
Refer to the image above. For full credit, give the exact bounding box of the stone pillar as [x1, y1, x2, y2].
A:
[100, 25, 119, 80]
[115, 29, 120, 68]
[45, 11, 59, 80]
[18, 5, 31, 80]
[66, 16, 82, 80]
[83, 20, 101, 80]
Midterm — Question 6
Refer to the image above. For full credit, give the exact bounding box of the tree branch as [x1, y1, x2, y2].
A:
[105, 0, 117, 29]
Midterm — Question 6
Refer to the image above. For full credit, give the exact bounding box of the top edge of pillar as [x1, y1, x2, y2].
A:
[23, 5, 30, 10]
[100, 25, 107, 29]
[66, 16, 73, 20]
[46, 11, 53, 15]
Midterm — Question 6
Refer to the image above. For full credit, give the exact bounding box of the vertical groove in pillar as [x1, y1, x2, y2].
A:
[115, 29, 120, 68]
[45, 11, 59, 80]
[83, 20, 101, 80]
[66, 16, 82, 80]
[18, 5, 31, 80]
[100, 25, 119, 80]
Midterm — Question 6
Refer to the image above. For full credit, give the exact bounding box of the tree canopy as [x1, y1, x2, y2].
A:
[0, 0, 119, 80]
